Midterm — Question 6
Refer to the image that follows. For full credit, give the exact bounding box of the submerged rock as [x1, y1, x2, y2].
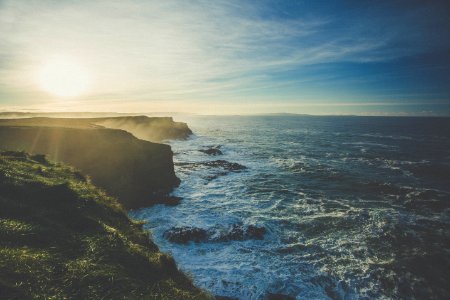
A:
[163, 227, 208, 244]
[199, 147, 223, 156]
[164, 224, 266, 244]
[216, 224, 266, 242]
[265, 293, 296, 300]
[175, 160, 247, 182]
[246, 225, 267, 240]
[204, 160, 247, 172]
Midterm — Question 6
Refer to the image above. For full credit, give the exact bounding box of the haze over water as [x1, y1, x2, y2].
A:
[131, 115, 450, 299]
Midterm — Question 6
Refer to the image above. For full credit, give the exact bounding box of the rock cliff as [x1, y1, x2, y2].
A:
[0, 126, 180, 209]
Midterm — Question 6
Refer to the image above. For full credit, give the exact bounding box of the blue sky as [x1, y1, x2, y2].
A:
[0, 0, 449, 115]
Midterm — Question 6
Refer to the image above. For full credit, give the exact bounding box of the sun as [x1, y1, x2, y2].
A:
[37, 57, 90, 97]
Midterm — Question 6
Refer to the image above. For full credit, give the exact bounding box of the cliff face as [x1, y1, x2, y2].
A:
[0, 151, 207, 299]
[0, 126, 180, 209]
[0, 115, 192, 142]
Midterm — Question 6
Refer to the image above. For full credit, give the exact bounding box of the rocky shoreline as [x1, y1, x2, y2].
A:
[0, 116, 288, 299]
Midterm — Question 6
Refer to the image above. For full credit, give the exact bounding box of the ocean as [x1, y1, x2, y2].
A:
[130, 115, 450, 299]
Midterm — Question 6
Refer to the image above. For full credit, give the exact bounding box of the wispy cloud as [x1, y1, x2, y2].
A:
[0, 0, 448, 113]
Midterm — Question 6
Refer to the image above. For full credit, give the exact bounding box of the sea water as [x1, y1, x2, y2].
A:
[130, 116, 450, 299]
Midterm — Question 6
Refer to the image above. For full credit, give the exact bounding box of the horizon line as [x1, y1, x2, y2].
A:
[0, 111, 449, 118]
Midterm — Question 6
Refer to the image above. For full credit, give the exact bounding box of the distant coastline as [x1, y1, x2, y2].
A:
[1, 111, 450, 118]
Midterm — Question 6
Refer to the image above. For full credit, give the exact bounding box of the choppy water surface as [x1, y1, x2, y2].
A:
[130, 116, 450, 299]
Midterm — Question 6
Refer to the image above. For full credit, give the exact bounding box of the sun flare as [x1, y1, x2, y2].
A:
[37, 57, 90, 97]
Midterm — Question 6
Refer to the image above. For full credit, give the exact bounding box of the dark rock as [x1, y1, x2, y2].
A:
[246, 224, 267, 240]
[199, 147, 223, 156]
[227, 224, 246, 241]
[176, 160, 246, 172]
[176, 160, 247, 182]
[164, 224, 266, 244]
[204, 160, 247, 172]
[163, 227, 208, 244]
[266, 293, 296, 300]
[217, 224, 266, 242]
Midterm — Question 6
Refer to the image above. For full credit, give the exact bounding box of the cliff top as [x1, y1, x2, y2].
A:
[0, 115, 174, 129]
[0, 115, 192, 142]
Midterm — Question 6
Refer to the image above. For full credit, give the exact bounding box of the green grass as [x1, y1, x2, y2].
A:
[0, 151, 209, 299]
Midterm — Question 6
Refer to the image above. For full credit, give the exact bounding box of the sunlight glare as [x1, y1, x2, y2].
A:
[37, 57, 90, 97]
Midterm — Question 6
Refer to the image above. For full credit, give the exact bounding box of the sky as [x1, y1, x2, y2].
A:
[0, 0, 449, 115]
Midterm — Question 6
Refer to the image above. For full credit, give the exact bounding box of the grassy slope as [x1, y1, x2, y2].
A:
[0, 151, 208, 299]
